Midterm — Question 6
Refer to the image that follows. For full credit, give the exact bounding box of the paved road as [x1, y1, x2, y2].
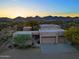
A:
[0, 48, 79, 59]
[0, 44, 79, 59]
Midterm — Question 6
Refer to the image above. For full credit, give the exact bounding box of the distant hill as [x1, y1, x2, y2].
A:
[0, 16, 79, 22]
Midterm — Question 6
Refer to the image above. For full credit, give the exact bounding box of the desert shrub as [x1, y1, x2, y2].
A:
[64, 26, 79, 45]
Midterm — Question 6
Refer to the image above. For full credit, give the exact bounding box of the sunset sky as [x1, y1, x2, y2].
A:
[0, 0, 79, 18]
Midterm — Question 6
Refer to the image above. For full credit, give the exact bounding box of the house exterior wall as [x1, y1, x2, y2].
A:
[39, 24, 65, 44]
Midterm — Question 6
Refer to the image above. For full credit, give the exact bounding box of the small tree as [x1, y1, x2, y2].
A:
[64, 26, 79, 44]
[26, 20, 39, 30]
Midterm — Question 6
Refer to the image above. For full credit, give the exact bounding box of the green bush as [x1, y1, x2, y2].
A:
[64, 26, 79, 44]
[14, 34, 32, 45]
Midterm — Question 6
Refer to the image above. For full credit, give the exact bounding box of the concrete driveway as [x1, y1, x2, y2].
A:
[40, 43, 78, 54]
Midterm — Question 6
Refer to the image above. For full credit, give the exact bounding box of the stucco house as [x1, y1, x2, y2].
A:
[12, 24, 65, 47]
[39, 24, 65, 44]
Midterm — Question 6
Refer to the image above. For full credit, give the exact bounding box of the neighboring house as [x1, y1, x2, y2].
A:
[23, 27, 32, 31]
